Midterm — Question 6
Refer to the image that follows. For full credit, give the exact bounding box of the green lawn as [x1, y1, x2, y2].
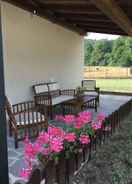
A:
[95, 79, 132, 92]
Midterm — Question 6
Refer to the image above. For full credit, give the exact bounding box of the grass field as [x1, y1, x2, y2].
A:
[95, 79, 132, 92]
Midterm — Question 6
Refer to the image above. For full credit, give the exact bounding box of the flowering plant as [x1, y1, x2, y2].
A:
[20, 111, 106, 179]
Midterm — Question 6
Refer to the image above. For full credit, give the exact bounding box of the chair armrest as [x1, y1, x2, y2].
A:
[60, 89, 76, 96]
[8, 117, 17, 131]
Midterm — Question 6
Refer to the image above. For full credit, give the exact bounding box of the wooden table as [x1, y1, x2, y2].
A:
[62, 95, 98, 114]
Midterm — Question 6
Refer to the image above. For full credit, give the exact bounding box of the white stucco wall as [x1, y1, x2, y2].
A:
[1, 2, 84, 103]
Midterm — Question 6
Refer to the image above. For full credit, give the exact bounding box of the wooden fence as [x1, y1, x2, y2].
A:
[84, 66, 132, 79]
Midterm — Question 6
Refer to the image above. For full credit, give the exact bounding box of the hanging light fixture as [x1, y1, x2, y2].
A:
[33, 9, 37, 15]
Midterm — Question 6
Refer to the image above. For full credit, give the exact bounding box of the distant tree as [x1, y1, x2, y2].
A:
[84, 36, 132, 67]
[84, 39, 94, 65]
[109, 37, 132, 67]
[90, 39, 112, 66]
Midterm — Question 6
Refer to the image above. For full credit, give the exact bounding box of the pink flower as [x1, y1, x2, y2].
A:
[24, 143, 35, 159]
[55, 115, 64, 121]
[96, 112, 105, 122]
[78, 111, 92, 122]
[76, 112, 92, 125]
[79, 134, 90, 144]
[74, 123, 81, 129]
[74, 121, 83, 129]
[33, 143, 41, 154]
[63, 115, 75, 124]
[91, 121, 102, 130]
[43, 147, 51, 155]
[76, 116, 86, 124]
[49, 137, 63, 153]
[48, 126, 65, 138]
[37, 132, 49, 144]
[24, 142, 42, 159]
[24, 136, 30, 144]
[19, 168, 31, 178]
[65, 132, 76, 142]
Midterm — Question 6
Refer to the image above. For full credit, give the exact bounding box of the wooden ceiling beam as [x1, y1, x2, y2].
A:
[53, 9, 102, 15]
[77, 22, 117, 28]
[57, 14, 110, 20]
[85, 28, 126, 36]
[91, 0, 132, 36]
[79, 26, 122, 33]
[116, 0, 132, 6]
[36, 0, 91, 6]
[33, 3, 102, 16]
[63, 17, 111, 22]
[68, 19, 112, 24]
[34, 0, 94, 10]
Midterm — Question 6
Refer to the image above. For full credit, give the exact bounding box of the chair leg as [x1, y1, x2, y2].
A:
[97, 95, 100, 105]
[14, 133, 18, 149]
[49, 106, 53, 120]
[95, 99, 97, 112]
[9, 120, 12, 137]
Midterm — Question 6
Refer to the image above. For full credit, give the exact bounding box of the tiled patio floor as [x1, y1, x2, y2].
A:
[8, 94, 132, 184]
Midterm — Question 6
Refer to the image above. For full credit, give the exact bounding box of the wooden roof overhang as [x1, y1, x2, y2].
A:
[2, 0, 132, 36]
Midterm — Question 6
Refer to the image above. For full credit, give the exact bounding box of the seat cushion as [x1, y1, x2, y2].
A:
[52, 95, 74, 105]
[48, 82, 60, 91]
[35, 85, 48, 94]
[82, 80, 96, 90]
[15, 111, 45, 126]
[84, 91, 98, 96]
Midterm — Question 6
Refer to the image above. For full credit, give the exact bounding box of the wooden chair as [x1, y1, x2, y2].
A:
[5, 97, 48, 148]
[82, 80, 100, 104]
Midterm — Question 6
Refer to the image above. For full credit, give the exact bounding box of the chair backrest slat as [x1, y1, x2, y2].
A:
[82, 80, 96, 90]
[33, 82, 61, 98]
[33, 83, 49, 96]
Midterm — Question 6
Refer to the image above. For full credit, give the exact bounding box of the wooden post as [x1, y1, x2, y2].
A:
[0, 3, 9, 184]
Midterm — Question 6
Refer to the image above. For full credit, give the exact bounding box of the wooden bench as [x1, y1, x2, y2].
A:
[32, 82, 75, 119]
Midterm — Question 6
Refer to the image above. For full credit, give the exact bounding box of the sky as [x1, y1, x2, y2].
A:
[85, 32, 119, 40]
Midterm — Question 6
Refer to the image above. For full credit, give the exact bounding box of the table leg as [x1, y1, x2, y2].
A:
[61, 104, 65, 115]
[95, 98, 97, 112]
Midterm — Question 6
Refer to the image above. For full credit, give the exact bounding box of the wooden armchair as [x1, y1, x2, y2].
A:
[82, 80, 100, 104]
[5, 97, 48, 148]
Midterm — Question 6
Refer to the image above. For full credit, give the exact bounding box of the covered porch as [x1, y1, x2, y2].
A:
[8, 94, 132, 183]
[0, 1, 132, 184]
